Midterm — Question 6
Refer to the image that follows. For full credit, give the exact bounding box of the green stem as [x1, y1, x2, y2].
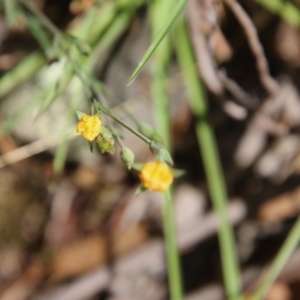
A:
[175, 19, 241, 300]
[92, 80, 141, 126]
[152, 65, 171, 150]
[0, 52, 45, 99]
[93, 99, 161, 151]
[20, 0, 61, 35]
[3, 0, 18, 28]
[150, 1, 183, 299]
[254, 0, 300, 27]
[163, 189, 183, 300]
[128, 0, 189, 84]
[253, 215, 300, 300]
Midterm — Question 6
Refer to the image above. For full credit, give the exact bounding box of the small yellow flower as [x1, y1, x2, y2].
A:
[139, 161, 173, 192]
[77, 114, 102, 142]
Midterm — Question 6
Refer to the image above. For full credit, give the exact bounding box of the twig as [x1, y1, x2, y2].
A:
[217, 69, 258, 109]
[223, 0, 278, 97]
[0, 130, 72, 168]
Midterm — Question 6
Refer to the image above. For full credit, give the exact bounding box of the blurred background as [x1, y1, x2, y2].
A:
[1, 0, 300, 299]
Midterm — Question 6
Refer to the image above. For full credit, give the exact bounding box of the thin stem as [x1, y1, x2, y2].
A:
[20, 0, 61, 35]
[92, 93, 162, 152]
[94, 88, 125, 149]
[99, 83, 141, 126]
[175, 19, 241, 299]
[114, 133, 124, 148]
[99, 106, 153, 146]
[128, 0, 189, 84]
[253, 215, 300, 300]
[163, 189, 183, 300]
[254, 0, 300, 28]
[150, 1, 183, 299]
[4, 0, 18, 27]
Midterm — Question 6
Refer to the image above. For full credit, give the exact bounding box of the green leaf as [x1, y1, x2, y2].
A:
[0, 52, 46, 99]
[120, 146, 135, 169]
[135, 185, 147, 196]
[255, 0, 300, 27]
[173, 169, 185, 178]
[100, 126, 113, 140]
[127, 0, 189, 84]
[76, 110, 86, 120]
[158, 148, 174, 166]
[3, 0, 19, 28]
[53, 138, 69, 178]
[89, 141, 94, 152]
[25, 14, 52, 53]
[69, 130, 80, 137]
[138, 122, 162, 142]
[131, 162, 143, 171]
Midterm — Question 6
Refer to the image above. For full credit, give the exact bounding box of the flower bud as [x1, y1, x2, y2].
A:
[158, 148, 174, 166]
[120, 147, 135, 169]
[97, 127, 115, 154]
[138, 122, 161, 142]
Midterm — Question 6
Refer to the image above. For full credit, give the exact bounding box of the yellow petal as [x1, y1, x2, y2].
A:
[76, 114, 102, 142]
[139, 162, 173, 192]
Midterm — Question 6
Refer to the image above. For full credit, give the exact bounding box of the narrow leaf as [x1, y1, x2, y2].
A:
[89, 141, 94, 152]
[76, 110, 86, 120]
[135, 185, 147, 196]
[127, 0, 189, 84]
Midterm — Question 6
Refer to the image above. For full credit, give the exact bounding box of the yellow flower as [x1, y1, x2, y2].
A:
[139, 161, 173, 192]
[77, 114, 102, 142]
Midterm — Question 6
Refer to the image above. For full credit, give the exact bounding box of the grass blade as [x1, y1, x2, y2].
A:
[175, 18, 241, 300]
[127, 0, 189, 85]
[0, 53, 46, 99]
[252, 215, 300, 299]
[163, 189, 183, 300]
[3, 0, 19, 28]
[255, 0, 300, 27]
[149, 0, 183, 299]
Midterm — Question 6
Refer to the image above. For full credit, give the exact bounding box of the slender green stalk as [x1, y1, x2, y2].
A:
[149, 1, 183, 299]
[252, 215, 300, 300]
[24, 14, 52, 53]
[163, 189, 183, 300]
[175, 19, 241, 300]
[151, 64, 171, 150]
[0, 52, 46, 99]
[94, 101, 156, 147]
[3, 0, 18, 28]
[20, 0, 60, 35]
[255, 0, 300, 27]
[128, 0, 189, 84]
[53, 84, 83, 178]
[53, 139, 69, 175]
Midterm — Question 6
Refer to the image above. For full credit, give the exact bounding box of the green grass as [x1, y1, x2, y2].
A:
[255, 0, 300, 27]
[174, 18, 241, 300]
